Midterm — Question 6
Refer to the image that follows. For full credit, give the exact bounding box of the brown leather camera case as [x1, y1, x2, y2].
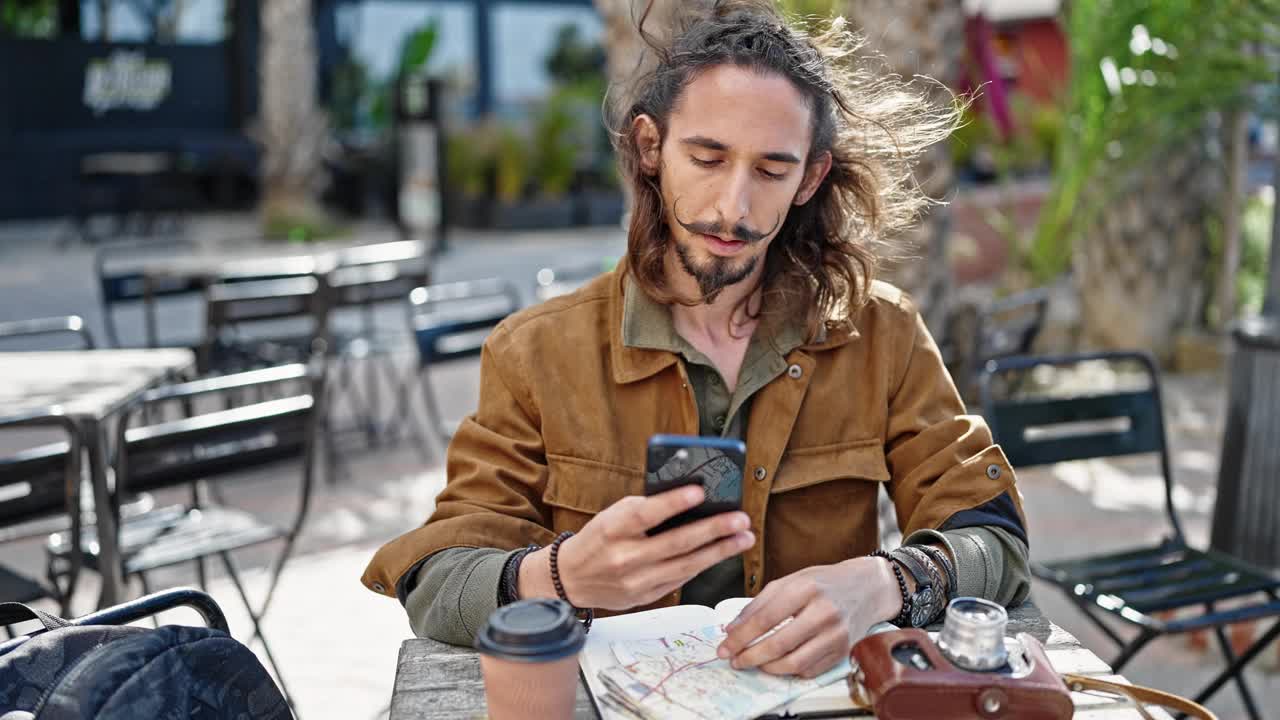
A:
[850, 629, 1073, 720]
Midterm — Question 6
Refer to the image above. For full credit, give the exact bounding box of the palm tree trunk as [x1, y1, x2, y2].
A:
[1074, 135, 1219, 362]
[258, 0, 328, 226]
[841, 0, 965, 331]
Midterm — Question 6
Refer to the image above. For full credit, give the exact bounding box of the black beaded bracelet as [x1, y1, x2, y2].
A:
[869, 549, 911, 627]
[549, 531, 593, 633]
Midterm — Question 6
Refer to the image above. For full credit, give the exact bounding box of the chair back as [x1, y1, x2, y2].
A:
[977, 287, 1051, 364]
[0, 412, 84, 605]
[979, 350, 1183, 542]
[409, 279, 521, 365]
[114, 365, 321, 533]
[0, 316, 96, 350]
[96, 239, 204, 348]
[202, 276, 325, 371]
[0, 414, 81, 531]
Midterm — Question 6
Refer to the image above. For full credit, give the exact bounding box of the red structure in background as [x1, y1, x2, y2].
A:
[964, 1, 1069, 128]
[950, 1, 1068, 287]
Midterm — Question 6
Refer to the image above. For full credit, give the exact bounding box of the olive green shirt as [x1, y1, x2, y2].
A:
[403, 282, 1031, 645]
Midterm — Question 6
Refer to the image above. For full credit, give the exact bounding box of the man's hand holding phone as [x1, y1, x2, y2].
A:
[517, 486, 755, 610]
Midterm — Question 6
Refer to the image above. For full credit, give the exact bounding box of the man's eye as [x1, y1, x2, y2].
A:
[758, 168, 786, 181]
[690, 156, 720, 168]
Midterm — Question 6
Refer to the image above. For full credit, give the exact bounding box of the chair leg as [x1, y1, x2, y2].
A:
[420, 370, 452, 453]
[218, 551, 295, 712]
[1109, 627, 1157, 673]
[1211, 623, 1263, 720]
[1190, 618, 1280, 720]
[1067, 592, 1127, 650]
[387, 363, 434, 463]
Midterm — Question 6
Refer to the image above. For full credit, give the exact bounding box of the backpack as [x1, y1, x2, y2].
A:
[0, 595, 291, 719]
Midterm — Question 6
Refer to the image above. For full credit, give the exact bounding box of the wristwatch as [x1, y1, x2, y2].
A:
[888, 548, 938, 628]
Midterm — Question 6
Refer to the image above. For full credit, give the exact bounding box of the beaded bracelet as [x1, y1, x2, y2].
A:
[869, 549, 912, 627]
[549, 531, 593, 633]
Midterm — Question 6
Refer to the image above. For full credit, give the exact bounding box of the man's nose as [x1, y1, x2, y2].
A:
[713, 166, 753, 229]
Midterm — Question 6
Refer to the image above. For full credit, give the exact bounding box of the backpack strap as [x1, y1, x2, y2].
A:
[0, 602, 72, 632]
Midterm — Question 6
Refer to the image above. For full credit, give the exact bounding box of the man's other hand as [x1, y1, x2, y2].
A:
[715, 557, 902, 678]
[518, 485, 755, 611]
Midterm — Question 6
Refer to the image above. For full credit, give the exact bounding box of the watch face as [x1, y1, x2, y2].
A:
[910, 586, 935, 627]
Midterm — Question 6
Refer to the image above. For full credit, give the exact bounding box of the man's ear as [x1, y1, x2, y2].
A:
[632, 115, 662, 175]
[794, 151, 832, 206]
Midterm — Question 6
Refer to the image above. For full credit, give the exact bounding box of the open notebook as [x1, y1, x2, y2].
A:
[580, 598, 857, 720]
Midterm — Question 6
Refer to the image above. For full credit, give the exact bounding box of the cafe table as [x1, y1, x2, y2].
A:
[0, 348, 196, 607]
[388, 602, 1173, 719]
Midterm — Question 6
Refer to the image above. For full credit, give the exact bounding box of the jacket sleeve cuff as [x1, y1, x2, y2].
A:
[902, 526, 1030, 607]
[404, 547, 518, 645]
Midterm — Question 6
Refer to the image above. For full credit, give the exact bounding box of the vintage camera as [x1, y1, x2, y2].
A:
[849, 598, 1073, 720]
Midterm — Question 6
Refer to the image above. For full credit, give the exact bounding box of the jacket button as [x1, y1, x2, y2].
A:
[753, 466, 767, 481]
[715, 414, 726, 429]
[372, 581, 387, 593]
[787, 364, 803, 379]
[986, 464, 1002, 480]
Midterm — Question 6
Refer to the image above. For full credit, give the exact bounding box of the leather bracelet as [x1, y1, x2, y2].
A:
[498, 544, 540, 606]
[895, 546, 947, 625]
[549, 531, 593, 633]
[916, 544, 957, 599]
[869, 550, 911, 627]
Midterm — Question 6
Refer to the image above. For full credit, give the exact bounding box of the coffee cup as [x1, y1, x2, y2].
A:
[475, 598, 587, 720]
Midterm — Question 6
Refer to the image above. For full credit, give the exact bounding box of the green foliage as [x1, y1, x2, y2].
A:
[545, 24, 606, 96]
[495, 126, 531, 203]
[531, 90, 584, 198]
[447, 129, 494, 198]
[2, 0, 57, 37]
[399, 20, 439, 79]
[1031, 0, 1279, 283]
[1237, 191, 1275, 314]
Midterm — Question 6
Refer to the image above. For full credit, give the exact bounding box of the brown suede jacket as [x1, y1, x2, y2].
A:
[362, 265, 1026, 608]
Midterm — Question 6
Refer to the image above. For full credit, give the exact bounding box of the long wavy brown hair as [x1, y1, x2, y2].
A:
[608, 0, 961, 342]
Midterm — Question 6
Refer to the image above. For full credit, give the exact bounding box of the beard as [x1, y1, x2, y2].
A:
[673, 234, 760, 302]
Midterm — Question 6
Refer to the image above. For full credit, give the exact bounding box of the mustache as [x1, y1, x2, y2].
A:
[674, 208, 782, 244]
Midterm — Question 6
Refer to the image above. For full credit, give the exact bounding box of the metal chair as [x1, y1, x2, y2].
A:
[322, 241, 430, 446]
[394, 279, 522, 454]
[201, 275, 327, 375]
[96, 239, 206, 349]
[943, 287, 1050, 401]
[44, 363, 324, 707]
[980, 351, 1280, 720]
[0, 316, 97, 350]
[0, 411, 84, 621]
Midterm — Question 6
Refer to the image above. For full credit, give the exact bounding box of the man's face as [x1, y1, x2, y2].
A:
[636, 64, 830, 299]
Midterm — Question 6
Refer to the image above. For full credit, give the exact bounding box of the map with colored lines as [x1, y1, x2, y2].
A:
[596, 623, 850, 720]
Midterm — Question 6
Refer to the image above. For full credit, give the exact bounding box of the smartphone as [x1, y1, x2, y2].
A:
[644, 434, 746, 536]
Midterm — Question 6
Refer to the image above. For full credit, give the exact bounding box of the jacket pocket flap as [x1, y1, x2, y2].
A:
[543, 455, 643, 513]
[772, 440, 889, 494]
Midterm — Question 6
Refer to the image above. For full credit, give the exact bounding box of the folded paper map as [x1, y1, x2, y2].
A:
[580, 599, 854, 720]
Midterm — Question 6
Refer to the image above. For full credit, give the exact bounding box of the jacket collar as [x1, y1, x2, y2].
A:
[608, 265, 860, 385]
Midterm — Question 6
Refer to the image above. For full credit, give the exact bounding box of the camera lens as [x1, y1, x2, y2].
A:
[937, 598, 1009, 671]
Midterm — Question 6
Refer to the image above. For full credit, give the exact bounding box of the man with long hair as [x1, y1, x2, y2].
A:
[364, 0, 1029, 677]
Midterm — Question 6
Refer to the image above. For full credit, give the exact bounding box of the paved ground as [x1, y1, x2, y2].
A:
[1, 215, 1277, 719]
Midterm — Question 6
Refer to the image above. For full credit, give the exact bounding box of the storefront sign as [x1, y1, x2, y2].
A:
[83, 50, 172, 115]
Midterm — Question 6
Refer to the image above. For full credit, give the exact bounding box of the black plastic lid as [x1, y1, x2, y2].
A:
[473, 599, 586, 662]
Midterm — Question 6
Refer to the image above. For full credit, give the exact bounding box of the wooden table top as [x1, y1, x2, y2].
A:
[389, 602, 1171, 719]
